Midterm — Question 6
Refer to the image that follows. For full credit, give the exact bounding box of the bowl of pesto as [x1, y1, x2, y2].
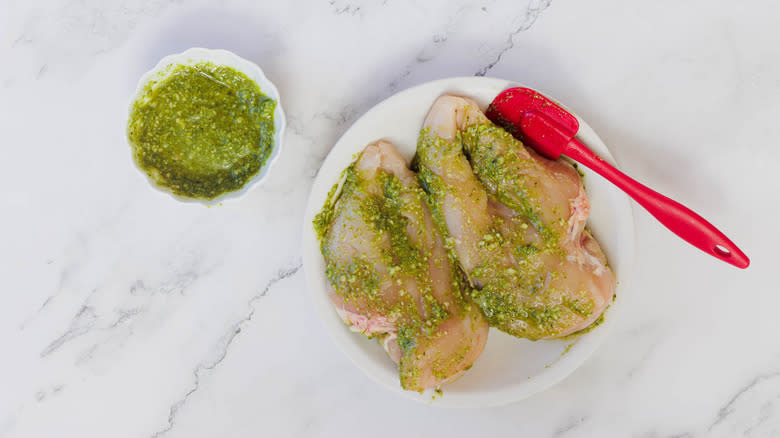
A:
[127, 48, 285, 204]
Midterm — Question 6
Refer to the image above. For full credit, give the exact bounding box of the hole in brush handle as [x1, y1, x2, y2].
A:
[713, 244, 731, 257]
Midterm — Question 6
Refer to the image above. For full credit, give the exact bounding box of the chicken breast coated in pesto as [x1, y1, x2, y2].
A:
[414, 95, 615, 340]
[315, 141, 489, 392]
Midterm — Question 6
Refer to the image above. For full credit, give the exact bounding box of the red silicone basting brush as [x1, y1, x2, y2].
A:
[486, 87, 749, 269]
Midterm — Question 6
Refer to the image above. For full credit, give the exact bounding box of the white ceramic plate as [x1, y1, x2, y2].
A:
[302, 77, 635, 408]
[127, 48, 286, 205]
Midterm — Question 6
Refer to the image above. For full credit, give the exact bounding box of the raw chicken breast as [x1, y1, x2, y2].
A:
[315, 140, 489, 391]
[414, 95, 615, 340]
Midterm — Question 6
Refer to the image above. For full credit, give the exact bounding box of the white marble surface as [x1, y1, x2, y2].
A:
[1, 0, 779, 436]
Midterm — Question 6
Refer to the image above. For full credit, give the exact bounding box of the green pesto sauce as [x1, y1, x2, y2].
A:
[315, 155, 480, 391]
[415, 126, 604, 340]
[314, 164, 352, 242]
[316, 165, 434, 318]
[460, 123, 558, 244]
[127, 62, 276, 200]
[544, 341, 578, 369]
[572, 162, 586, 179]
[559, 298, 613, 340]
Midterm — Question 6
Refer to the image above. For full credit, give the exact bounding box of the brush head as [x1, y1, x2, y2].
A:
[486, 87, 580, 159]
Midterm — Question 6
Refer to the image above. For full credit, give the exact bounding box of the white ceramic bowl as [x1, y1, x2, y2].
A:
[127, 48, 286, 205]
[302, 77, 635, 407]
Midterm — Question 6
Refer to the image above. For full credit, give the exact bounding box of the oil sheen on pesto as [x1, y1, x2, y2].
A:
[128, 62, 276, 200]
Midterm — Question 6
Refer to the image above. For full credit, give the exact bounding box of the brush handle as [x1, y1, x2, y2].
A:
[565, 138, 749, 269]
